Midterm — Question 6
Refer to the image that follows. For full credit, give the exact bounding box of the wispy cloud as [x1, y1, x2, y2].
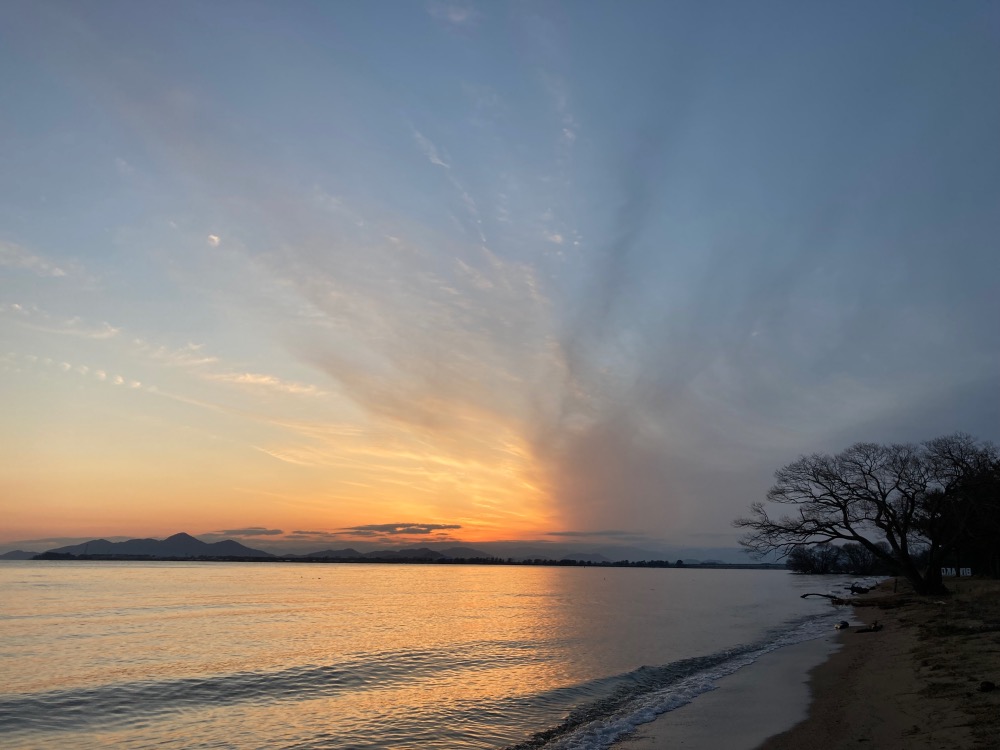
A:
[540, 73, 579, 147]
[0, 240, 69, 277]
[427, 2, 481, 30]
[252, 444, 334, 467]
[6, 351, 146, 390]
[210, 527, 284, 537]
[411, 128, 486, 241]
[2, 304, 122, 340]
[133, 340, 219, 368]
[64, 319, 121, 339]
[285, 530, 349, 543]
[204, 372, 325, 396]
[413, 129, 451, 169]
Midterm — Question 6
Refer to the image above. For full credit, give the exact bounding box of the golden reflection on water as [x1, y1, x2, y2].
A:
[2, 564, 586, 695]
[0, 561, 817, 749]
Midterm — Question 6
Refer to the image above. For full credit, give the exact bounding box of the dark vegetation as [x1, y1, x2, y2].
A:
[784, 542, 896, 575]
[735, 433, 1000, 595]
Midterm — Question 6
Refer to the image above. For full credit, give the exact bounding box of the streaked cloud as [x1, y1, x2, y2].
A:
[412, 129, 450, 169]
[211, 527, 284, 537]
[204, 372, 325, 396]
[0, 240, 68, 277]
[65, 320, 121, 339]
[134, 340, 219, 368]
[2, 304, 122, 340]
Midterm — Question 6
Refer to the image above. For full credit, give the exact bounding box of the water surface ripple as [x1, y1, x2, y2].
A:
[0, 562, 852, 749]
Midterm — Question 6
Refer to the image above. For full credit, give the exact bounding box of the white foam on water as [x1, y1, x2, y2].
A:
[541, 612, 840, 750]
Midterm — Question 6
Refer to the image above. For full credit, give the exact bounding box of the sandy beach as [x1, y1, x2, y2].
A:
[615, 578, 1000, 750]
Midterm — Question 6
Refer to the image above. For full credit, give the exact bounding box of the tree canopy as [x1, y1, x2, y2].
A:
[734, 433, 999, 595]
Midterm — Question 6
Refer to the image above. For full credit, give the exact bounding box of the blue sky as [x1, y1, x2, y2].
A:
[2, 1, 998, 553]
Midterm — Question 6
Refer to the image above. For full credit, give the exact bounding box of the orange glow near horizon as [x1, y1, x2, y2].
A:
[0, 364, 563, 546]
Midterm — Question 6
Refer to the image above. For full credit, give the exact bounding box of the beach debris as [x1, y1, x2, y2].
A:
[801, 593, 848, 604]
[979, 680, 996, 693]
[849, 584, 871, 595]
[855, 620, 883, 633]
[835, 620, 851, 630]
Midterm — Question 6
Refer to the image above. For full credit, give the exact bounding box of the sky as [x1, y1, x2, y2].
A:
[2, 1, 999, 556]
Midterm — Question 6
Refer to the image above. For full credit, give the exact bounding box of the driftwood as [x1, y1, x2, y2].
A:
[801, 593, 849, 604]
[855, 620, 883, 633]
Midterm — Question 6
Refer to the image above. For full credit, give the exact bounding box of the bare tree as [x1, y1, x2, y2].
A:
[734, 434, 997, 595]
[839, 541, 888, 575]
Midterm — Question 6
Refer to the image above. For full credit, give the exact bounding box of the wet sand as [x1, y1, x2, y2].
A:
[613, 636, 842, 750]
[614, 578, 1000, 750]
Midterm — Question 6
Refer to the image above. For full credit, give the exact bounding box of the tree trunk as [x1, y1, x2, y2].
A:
[904, 566, 949, 595]
[899, 555, 950, 596]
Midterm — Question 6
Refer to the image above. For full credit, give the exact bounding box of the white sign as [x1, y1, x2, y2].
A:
[941, 567, 974, 577]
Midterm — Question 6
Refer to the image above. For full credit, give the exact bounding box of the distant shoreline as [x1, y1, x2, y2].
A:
[24, 553, 785, 569]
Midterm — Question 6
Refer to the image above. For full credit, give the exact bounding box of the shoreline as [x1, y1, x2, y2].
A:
[612, 635, 842, 750]
[759, 578, 1000, 749]
[613, 578, 1000, 750]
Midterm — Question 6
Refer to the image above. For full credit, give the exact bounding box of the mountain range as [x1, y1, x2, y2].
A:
[8, 532, 754, 564]
[44, 532, 273, 558]
[32, 533, 497, 561]
[0, 550, 39, 560]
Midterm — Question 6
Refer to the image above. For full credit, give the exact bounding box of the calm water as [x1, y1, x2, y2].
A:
[0, 562, 852, 749]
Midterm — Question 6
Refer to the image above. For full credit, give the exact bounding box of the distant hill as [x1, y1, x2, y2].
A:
[561, 552, 611, 563]
[303, 548, 363, 559]
[0, 550, 40, 560]
[42, 532, 273, 559]
[364, 547, 443, 560]
[438, 546, 491, 559]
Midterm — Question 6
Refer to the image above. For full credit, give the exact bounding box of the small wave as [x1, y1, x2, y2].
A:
[0, 638, 546, 735]
[507, 610, 839, 750]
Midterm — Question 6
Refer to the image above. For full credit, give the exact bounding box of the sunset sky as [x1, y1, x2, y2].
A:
[2, 1, 999, 555]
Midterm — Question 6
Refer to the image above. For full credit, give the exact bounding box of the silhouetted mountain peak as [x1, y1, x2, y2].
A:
[165, 532, 198, 542]
[305, 548, 363, 559]
[0, 550, 39, 560]
[46, 532, 273, 558]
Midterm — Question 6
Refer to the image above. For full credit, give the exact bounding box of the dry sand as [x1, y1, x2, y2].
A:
[614, 578, 1000, 750]
[762, 578, 1000, 749]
